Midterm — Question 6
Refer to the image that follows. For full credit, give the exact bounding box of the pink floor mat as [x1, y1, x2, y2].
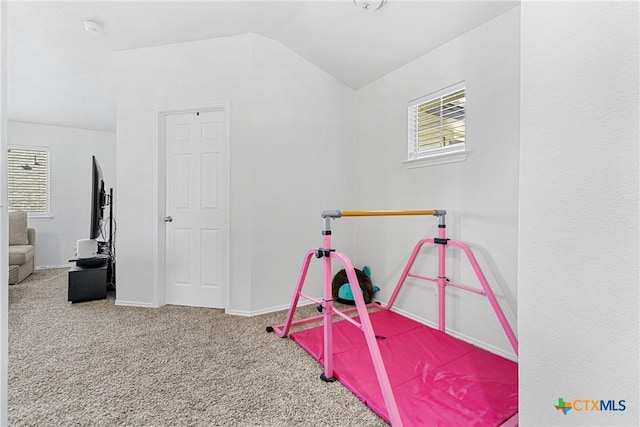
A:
[290, 309, 518, 426]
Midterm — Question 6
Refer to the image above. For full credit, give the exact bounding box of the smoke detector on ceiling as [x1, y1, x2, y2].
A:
[84, 21, 103, 35]
[354, 0, 386, 11]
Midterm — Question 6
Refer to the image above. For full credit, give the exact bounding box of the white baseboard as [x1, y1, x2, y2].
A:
[35, 263, 73, 270]
[226, 300, 314, 317]
[224, 309, 252, 317]
[115, 300, 155, 308]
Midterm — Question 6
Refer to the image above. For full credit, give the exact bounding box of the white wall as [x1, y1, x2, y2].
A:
[7, 121, 116, 267]
[352, 8, 520, 358]
[115, 34, 354, 312]
[247, 35, 355, 312]
[519, 2, 639, 425]
[1, 3, 8, 424]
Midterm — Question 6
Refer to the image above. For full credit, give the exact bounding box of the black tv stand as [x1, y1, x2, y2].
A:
[75, 256, 108, 268]
[68, 255, 115, 303]
[68, 263, 107, 303]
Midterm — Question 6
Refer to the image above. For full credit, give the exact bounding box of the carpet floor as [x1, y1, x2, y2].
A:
[8, 268, 387, 426]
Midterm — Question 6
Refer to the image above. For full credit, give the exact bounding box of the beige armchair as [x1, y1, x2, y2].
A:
[8, 211, 36, 285]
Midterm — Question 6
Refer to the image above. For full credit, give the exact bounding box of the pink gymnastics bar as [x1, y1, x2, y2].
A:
[268, 209, 518, 426]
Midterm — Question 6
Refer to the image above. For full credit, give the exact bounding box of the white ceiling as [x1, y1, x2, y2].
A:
[7, 0, 519, 132]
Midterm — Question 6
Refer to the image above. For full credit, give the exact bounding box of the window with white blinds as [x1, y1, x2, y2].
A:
[407, 82, 467, 167]
[7, 147, 50, 215]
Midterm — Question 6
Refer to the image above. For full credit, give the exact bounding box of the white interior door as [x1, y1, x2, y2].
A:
[164, 108, 227, 308]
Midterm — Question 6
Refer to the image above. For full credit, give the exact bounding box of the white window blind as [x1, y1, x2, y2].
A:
[407, 83, 466, 164]
[7, 147, 50, 215]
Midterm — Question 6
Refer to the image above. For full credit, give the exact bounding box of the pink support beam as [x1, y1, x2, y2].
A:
[331, 252, 403, 427]
[437, 225, 447, 332]
[447, 240, 519, 355]
[271, 249, 315, 338]
[386, 238, 435, 309]
[321, 233, 335, 382]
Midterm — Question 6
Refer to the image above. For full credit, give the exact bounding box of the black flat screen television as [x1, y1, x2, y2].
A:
[90, 156, 106, 240]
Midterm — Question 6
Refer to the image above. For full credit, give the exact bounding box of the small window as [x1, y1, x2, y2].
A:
[406, 82, 467, 167]
[7, 147, 50, 216]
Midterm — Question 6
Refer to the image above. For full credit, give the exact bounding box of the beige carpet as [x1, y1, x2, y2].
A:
[8, 268, 387, 426]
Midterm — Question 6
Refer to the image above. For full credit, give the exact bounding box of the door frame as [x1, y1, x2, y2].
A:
[153, 103, 230, 309]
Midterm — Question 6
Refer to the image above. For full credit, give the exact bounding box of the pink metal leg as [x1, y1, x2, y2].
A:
[386, 238, 434, 309]
[322, 234, 335, 381]
[332, 253, 403, 427]
[448, 240, 519, 355]
[271, 249, 315, 338]
[437, 226, 447, 332]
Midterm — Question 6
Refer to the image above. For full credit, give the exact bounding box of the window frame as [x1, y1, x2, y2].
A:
[405, 82, 468, 168]
[7, 145, 52, 218]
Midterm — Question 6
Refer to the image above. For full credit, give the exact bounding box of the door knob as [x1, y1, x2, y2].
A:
[164, 216, 173, 223]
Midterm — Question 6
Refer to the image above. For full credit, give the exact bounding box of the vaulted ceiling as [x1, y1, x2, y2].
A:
[7, 0, 519, 132]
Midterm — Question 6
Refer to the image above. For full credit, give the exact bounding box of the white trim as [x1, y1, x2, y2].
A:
[404, 146, 468, 168]
[408, 81, 465, 106]
[27, 214, 53, 221]
[152, 109, 163, 308]
[222, 104, 231, 312]
[35, 263, 73, 270]
[226, 300, 314, 317]
[224, 309, 253, 317]
[115, 300, 156, 308]
[155, 103, 231, 311]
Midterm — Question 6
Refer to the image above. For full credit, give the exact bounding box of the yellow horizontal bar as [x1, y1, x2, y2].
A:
[341, 210, 437, 217]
